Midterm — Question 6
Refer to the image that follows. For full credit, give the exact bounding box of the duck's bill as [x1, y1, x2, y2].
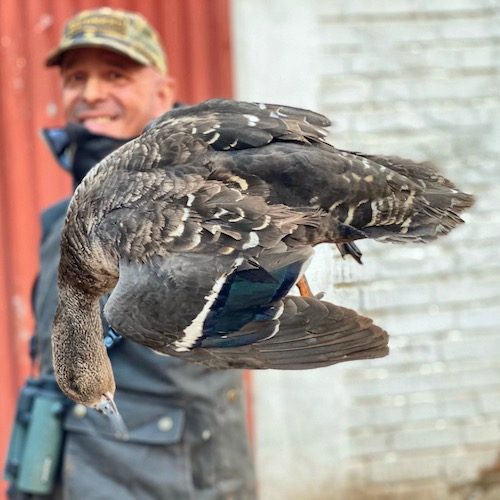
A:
[95, 392, 129, 441]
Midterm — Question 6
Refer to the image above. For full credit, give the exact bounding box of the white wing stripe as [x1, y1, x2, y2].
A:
[173, 257, 244, 352]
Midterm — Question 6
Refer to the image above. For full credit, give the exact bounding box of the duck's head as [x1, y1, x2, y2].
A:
[52, 317, 116, 408]
[52, 310, 129, 439]
[52, 296, 118, 409]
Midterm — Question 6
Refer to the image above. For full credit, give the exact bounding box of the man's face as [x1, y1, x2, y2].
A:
[60, 48, 175, 139]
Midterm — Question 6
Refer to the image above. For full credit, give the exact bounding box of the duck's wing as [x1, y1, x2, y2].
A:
[145, 98, 331, 151]
[170, 295, 388, 370]
[104, 250, 388, 369]
[104, 245, 312, 352]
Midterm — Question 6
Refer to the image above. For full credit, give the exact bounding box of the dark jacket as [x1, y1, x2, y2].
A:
[15, 125, 256, 500]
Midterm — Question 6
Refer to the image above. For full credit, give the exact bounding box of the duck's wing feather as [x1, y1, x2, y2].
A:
[167, 295, 389, 370]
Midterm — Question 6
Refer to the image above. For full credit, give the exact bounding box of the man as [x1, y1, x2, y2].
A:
[7, 8, 255, 500]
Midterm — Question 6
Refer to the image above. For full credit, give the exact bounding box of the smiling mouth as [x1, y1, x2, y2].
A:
[80, 116, 117, 124]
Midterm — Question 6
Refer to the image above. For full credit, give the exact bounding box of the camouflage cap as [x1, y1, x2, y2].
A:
[46, 7, 167, 75]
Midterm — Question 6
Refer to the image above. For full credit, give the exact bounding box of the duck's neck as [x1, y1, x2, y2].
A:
[59, 210, 119, 297]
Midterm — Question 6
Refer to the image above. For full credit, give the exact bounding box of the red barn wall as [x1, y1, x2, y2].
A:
[0, 1, 236, 495]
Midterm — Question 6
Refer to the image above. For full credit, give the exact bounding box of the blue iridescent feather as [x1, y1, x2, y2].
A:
[201, 258, 308, 348]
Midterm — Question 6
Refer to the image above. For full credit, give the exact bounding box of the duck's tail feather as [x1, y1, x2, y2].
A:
[357, 153, 475, 244]
[363, 185, 474, 244]
[322, 151, 475, 246]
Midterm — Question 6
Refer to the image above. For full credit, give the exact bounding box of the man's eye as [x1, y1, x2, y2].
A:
[64, 72, 85, 85]
[108, 71, 125, 81]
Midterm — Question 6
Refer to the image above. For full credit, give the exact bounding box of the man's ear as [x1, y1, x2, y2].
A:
[156, 75, 177, 112]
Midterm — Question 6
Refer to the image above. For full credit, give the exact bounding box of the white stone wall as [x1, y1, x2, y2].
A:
[232, 1, 500, 499]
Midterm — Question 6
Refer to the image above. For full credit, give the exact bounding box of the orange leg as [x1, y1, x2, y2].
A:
[296, 275, 313, 297]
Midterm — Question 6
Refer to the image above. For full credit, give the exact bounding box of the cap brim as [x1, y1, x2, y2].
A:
[45, 39, 151, 68]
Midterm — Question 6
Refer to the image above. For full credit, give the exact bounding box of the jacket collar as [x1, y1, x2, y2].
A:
[42, 124, 133, 188]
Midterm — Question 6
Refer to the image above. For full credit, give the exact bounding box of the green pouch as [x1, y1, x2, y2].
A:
[4, 378, 67, 495]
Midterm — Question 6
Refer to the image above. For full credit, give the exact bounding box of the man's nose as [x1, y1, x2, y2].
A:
[81, 76, 107, 102]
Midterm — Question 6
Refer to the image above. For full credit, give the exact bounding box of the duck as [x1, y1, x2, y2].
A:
[51, 98, 474, 413]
